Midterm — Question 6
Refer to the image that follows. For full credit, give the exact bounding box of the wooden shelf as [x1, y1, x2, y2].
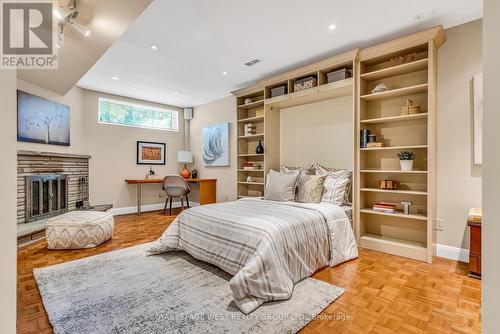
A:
[265, 78, 353, 109]
[238, 169, 264, 172]
[237, 116, 264, 123]
[238, 153, 264, 157]
[360, 208, 427, 221]
[361, 83, 428, 101]
[360, 169, 427, 174]
[360, 188, 427, 196]
[360, 113, 428, 124]
[237, 100, 264, 109]
[238, 195, 262, 199]
[359, 234, 427, 261]
[361, 145, 427, 151]
[238, 182, 264, 186]
[237, 133, 264, 140]
[361, 59, 428, 81]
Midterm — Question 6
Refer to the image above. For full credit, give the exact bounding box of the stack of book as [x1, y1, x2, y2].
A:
[372, 203, 397, 214]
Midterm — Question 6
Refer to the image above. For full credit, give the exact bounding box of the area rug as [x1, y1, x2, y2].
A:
[34, 243, 344, 334]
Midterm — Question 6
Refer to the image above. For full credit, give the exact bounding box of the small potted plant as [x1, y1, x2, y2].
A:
[191, 169, 199, 179]
[397, 151, 416, 171]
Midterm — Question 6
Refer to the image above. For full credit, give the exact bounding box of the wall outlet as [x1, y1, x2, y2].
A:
[435, 218, 444, 231]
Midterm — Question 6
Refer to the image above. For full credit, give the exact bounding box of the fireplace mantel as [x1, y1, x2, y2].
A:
[17, 150, 91, 159]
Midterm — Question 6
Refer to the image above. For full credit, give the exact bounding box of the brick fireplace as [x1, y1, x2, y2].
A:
[17, 151, 91, 225]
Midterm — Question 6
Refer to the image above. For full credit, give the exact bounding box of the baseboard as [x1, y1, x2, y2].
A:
[435, 243, 469, 263]
[110, 201, 200, 216]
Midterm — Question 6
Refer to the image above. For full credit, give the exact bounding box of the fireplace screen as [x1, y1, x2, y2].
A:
[25, 174, 69, 223]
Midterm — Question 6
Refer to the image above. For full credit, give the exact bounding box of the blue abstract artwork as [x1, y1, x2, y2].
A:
[202, 123, 229, 167]
[17, 90, 70, 146]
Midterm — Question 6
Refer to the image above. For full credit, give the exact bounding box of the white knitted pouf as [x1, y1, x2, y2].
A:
[46, 211, 114, 250]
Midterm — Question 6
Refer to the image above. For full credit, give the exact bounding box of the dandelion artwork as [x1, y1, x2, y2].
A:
[17, 90, 70, 146]
[202, 123, 229, 167]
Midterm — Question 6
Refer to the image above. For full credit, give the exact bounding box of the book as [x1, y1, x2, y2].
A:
[372, 207, 397, 214]
[367, 142, 384, 148]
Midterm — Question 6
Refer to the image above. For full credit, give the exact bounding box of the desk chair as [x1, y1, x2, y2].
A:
[162, 175, 191, 215]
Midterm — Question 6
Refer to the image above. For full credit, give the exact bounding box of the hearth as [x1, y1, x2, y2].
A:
[25, 174, 69, 223]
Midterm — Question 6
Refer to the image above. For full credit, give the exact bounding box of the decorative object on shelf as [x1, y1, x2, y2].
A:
[371, 82, 390, 94]
[472, 73, 483, 165]
[397, 150, 416, 171]
[372, 202, 397, 214]
[244, 98, 253, 105]
[389, 52, 417, 67]
[270, 85, 287, 98]
[401, 201, 413, 215]
[191, 169, 199, 179]
[203, 122, 229, 167]
[17, 90, 71, 146]
[360, 129, 371, 148]
[177, 151, 194, 179]
[327, 68, 352, 83]
[368, 134, 377, 143]
[256, 140, 264, 154]
[243, 162, 262, 170]
[379, 180, 398, 190]
[294, 76, 318, 92]
[367, 142, 384, 148]
[255, 108, 264, 117]
[137, 141, 166, 165]
[400, 99, 421, 115]
[145, 166, 156, 179]
[244, 123, 256, 136]
[246, 176, 252, 183]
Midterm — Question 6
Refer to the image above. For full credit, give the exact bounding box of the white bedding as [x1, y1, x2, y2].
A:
[147, 198, 358, 313]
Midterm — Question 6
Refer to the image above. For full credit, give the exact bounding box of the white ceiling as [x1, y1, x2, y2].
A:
[77, 0, 482, 108]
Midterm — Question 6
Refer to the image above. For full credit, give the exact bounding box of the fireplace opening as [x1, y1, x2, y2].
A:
[26, 174, 69, 223]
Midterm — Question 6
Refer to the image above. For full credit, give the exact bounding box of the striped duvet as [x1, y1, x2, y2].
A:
[146, 198, 358, 314]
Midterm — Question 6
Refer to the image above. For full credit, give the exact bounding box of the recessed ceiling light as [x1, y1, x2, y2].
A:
[175, 92, 179, 95]
[150, 44, 159, 50]
[328, 24, 337, 31]
[111, 76, 120, 81]
[222, 71, 228, 75]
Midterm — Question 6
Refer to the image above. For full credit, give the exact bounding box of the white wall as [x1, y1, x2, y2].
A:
[81, 90, 185, 209]
[191, 95, 237, 202]
[482, 1, 500, 332]
[0, 70, 17, 332]
[436, 20, 482, 250]
[280, 96, 353, 169]
[16, 80, 186, 210]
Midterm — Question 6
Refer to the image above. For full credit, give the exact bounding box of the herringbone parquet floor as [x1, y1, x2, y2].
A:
[17, 210, 481, 333]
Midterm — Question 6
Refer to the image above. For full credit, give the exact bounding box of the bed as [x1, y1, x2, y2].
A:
[147, 197, 358, 314]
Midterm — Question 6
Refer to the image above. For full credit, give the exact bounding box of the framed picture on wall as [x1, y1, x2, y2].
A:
[137, 141, 166, 165]
[202, 122, 229, 167]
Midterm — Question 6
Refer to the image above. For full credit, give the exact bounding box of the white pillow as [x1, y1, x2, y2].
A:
[316, 165, 352, 205]
[264, 170, 299, 202]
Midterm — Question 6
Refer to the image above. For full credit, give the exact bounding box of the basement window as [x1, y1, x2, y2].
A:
[98, 97, 179, 131]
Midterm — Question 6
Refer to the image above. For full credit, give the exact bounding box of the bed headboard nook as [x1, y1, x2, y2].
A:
[232, 26, 445, 264]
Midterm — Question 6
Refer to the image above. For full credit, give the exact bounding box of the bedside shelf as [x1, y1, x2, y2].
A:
[238, 133, 264, 140]
[360, 188, 427, 196]
[359, 234, 427, 262]
[237, 116, 264, 123]
[360, 208, 427, 221]
[237, 100, 264, 109]
[360, 113, 428, 124]
[360, 169, 428, 174]
[361, 58, 428, 81]
[360, 145, 427, 151]
[361, 83, 428, 102]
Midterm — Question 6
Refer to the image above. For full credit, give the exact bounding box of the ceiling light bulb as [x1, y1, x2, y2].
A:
[150, 44, 159, 50]
[222, 71, 228, 75]
[328, 24, 337, 31]
[111, 76, 120, 81]
[69, 20, 90, 37]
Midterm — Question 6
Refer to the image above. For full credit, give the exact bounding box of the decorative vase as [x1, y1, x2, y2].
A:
[400, 160, 414, 171]
[256, 140, 264, 154]
[180, 164, 191, 179]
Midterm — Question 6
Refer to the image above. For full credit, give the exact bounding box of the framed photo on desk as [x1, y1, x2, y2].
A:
[137, 141, 166, 165]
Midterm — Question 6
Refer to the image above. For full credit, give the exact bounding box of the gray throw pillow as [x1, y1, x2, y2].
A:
[264, 170, 299, 202]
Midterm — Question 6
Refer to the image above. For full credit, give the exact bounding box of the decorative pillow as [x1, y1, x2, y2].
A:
[295, 175, 326, 203]
[264, 170, 299, 202]
[316, 164, 352, 205]
[280, 164, 315, 176]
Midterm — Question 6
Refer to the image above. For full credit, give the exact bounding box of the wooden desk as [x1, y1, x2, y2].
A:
[125, 178, 217, 215]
